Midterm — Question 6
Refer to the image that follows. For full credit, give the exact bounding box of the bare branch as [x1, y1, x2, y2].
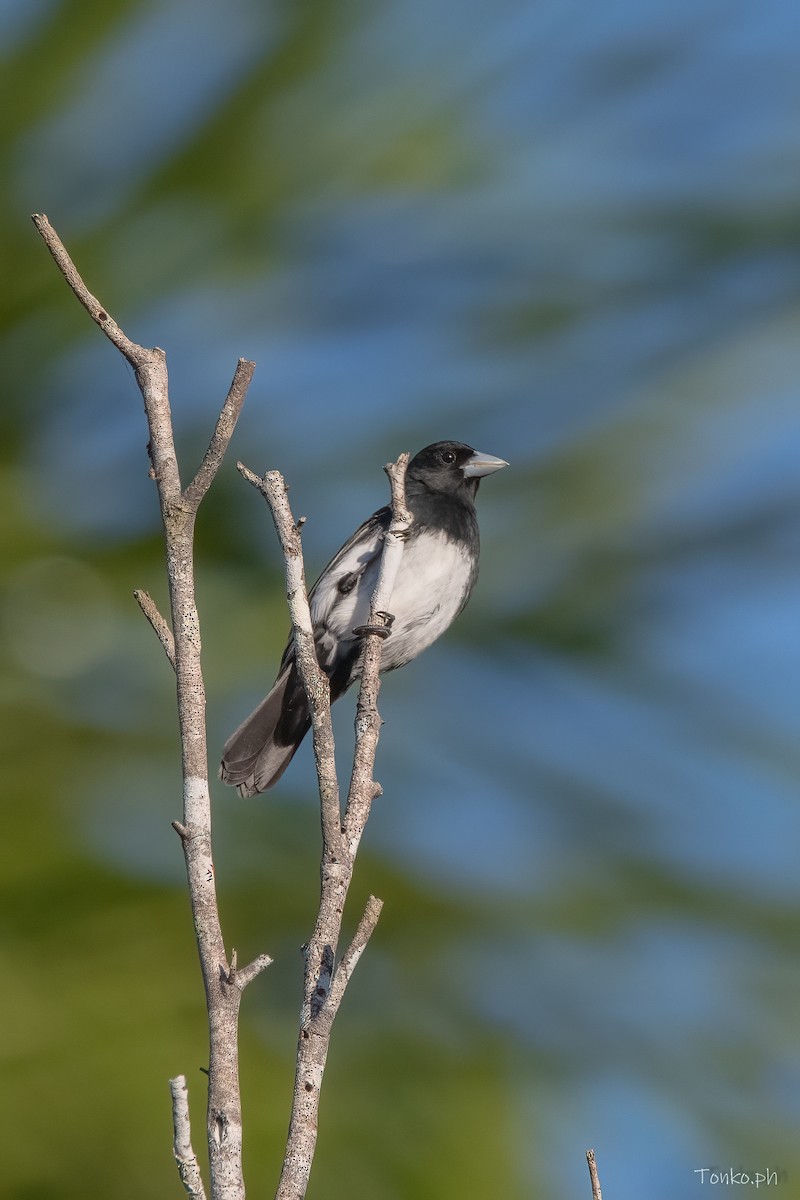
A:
[343, 453, 412, 854]
[270, 455, 409, 1200]
[32, 213, 148, 367]
[586, 1149, 603, 1200]
[32, 213, 181, 501]
[33, 217, 250, 507]
[328, 894, 384, 1009]
[35, 215, 266, 1200]
[170, 1075, 207, 1200]
[237, 461, 342, 857]
[183, 360, 255, 510]
[229, 951, 274, 993]
[133, 588, 176, 668]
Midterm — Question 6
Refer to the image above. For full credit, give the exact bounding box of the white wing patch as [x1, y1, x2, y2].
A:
[309, 522, 384, 630]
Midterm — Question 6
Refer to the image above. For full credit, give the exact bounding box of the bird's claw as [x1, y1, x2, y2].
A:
[354, 611, 395, 640]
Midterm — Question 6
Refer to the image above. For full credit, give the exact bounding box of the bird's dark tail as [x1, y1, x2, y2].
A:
[219, 664, 311, 797]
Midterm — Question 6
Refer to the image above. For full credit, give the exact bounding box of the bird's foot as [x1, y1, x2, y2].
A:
[354, 611, 395, 639]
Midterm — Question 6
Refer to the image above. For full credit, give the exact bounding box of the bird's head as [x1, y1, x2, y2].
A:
[406, 441, 508, 500]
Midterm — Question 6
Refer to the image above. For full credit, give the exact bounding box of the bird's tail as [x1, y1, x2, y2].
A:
[219, 664, 311, 797]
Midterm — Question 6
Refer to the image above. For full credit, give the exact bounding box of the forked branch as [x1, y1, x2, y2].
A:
[238, 453, 411, 1200]
[33, 213, 263, 1200]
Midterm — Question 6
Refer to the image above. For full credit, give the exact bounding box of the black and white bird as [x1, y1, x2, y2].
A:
[220, 440, 507, 796]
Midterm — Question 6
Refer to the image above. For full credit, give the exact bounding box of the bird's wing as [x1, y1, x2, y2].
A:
[308, 506, 390, 625]
[275, 506, 390, 675]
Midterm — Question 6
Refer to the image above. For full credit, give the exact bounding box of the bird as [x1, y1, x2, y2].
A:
[220, 440, 508, 796]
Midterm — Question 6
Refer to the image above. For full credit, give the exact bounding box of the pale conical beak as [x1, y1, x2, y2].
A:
[463, 450, 509, 478]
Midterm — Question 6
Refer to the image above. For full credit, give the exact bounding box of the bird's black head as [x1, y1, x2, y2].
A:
[406, 441, 508, 501]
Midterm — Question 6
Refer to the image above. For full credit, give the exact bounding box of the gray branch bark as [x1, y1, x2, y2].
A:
[33, 214, 269, 1200]
[170, 1075, 207, 1199]
[586, 1148, 603, 1200]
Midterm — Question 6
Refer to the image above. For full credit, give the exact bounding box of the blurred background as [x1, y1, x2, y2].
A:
[2, 1, 800, 1197]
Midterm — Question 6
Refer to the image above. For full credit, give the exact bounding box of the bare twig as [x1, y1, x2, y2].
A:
[32, 213, 181, 497]
[236, 462, 342, 857]
[134, 588, 176, 668]
[183, 360, 256, 510]
[34, 214, 266, 1200]
[170, 1075, 207, 1200]
[230, 951, 274, 993]
[586, 1148, 603, 1200]
[343, 453, 411, 854]
[32, 212, 152, 368]
[328, 893, 384, 1009]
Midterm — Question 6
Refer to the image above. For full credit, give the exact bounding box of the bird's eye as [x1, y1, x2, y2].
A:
[440, 450, 456, 465]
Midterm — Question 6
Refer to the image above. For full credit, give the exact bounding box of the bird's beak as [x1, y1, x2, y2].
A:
[463, 450, 509, 478]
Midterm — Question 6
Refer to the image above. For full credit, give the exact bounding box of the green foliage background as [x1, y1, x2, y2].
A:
[2, 2, 800, 1197]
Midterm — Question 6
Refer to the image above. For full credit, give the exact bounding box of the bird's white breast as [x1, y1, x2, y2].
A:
[312, 528, 475, 671]
[383, 531, 474, 666]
